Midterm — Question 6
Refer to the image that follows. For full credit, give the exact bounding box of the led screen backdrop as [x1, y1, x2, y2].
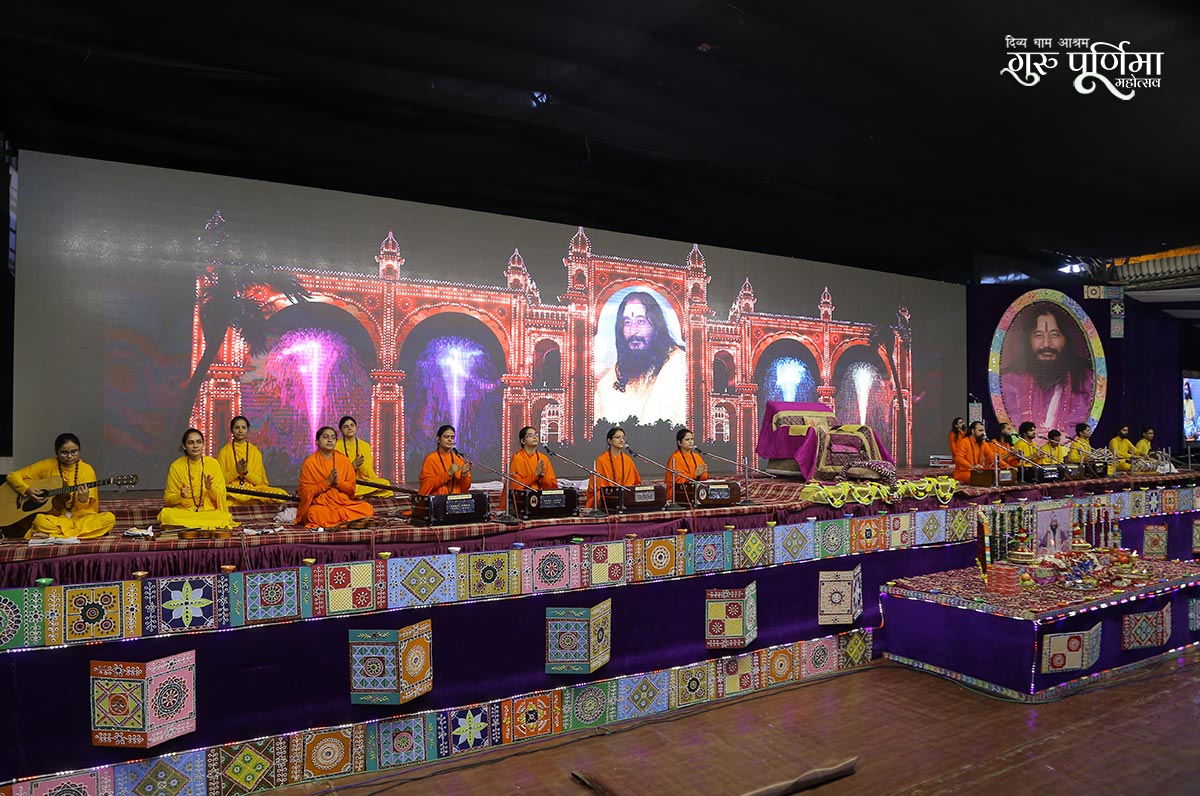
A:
[14, 153, 965, 488]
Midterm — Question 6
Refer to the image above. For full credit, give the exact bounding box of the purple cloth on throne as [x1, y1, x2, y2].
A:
[999, 370, 1094, 433]
[756, 401, 835, 458]
[792, 426, 895, 480]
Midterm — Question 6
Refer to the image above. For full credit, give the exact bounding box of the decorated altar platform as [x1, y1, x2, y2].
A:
[881, 560, 1200, 701]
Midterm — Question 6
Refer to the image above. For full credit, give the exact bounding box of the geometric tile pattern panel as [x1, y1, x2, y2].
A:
[205, 736, 289, 796]
[816, 518, 849, 558]
[714, 652, 759, 699]
[801, 636, 840, 679]
[312, 561, 387, 617]
[581, 541, 631, 588]
[616, 670, 670, 719]
[818, 564, 863, 625]
[1178, 486, 1194, 514]
[545, 599, 611, 674]
[849, 516, 887, 554]
[562, 680, 618, 731]
[387, 555, 458, 608]
[773, 521, 815, 563]
[1194, 519, 1200, 554]
[885, 512, 915, 548]
[915, 509, 948, 545]
[1190, 599, 1200, 632]
[1142, 525, 1168, 560]
[520, 545, 582, 593]
[757, 643, 801, 688]
[688, 530, 733, 573]
[1040, 622, 1103, 674]
[142, 575, 231, 635]
[433, 703, 503, 757]
[349, 620, 433, 705]
[1130, 490, 1146, 518]
[669, 660, 716, 707]
[633, 536, 686, 581]
[0, 587, 43, 650]
[731, 526, 774, 569]
[456, 551, 521, 600]
[1122, 603, 1171, 650]
[44, 581, 142, 646]
[10, 769, 115, 796]
[230, 569, 303, 627]
[946, 506, 975, 543]
[287, 725, 366, 782]
[90, 650, 196, 748]
[115, 750, 206, 796]
[500, 690, 563, 743]
[705, 581, 758, 649]
[366, 715, 430, 770]
[838, 627, 874, 669]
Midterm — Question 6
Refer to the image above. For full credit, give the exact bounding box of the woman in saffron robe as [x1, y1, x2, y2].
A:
[665, 427, 708, 502]
[338, 415, 394, 498]
[297, 427, 374, 529]
[217, 416, 289, 504]
[504, 426, 558, 509]
[6, 433, 116, 539]
[586, 426, 641, 508]
[158, 429, 233, 529]
[418, 425, 473, 495]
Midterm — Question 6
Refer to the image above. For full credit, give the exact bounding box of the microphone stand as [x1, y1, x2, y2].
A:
[694, 447, 773, 506]
[627, 448, 690, 511]
[453, 449, 518, 525]
[544, 446, 626, 517]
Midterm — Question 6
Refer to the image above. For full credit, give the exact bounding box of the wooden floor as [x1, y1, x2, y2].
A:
[268, 648, 1200, 796]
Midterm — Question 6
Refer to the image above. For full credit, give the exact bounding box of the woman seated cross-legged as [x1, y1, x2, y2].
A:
[297, 426, 374, 529]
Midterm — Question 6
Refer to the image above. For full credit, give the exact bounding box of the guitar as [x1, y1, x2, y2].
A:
[0, 474, 139, 527]
[226, 486, 299, 502]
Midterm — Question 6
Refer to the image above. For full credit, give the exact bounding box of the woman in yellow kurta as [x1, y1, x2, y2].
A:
[419, 425, 473, 495]
[339, 415, 393, 498]
[217, 416, 289, 504]
[586, 427, 641, 508]
[158, 429, 233, 529]
[297, 427, 374, 529]
[666, 427, 708, 502]
[6, 433, 116, 540]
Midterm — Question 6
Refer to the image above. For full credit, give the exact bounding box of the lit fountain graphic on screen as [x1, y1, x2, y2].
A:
[852, 364, 874, 425]
[261, 329, 357, 444]
[765, 357, 816, 402]
[407, 335, 501, 470]
[436, 342, 482, 431]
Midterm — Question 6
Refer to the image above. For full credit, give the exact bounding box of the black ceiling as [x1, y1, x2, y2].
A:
[3, 1, 1199, 284]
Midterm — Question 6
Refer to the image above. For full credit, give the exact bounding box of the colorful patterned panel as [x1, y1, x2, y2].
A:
[1123, 604, 1171, 650]
[757, 643, 801, 688]
[801, 636, 839, 679]
[1130, 490, 1146, 517]
[1163, 488, 1179, 515]
[115, 751, 205, 796]
[582, 541, 630, 587]
[313, 561, 386, 616]
[349, 620, 433, 705]
[838, 628, 873, 668]
[288, 725, 365, 782]
[884, 513, 915, 549]
[947, 506, 975, 542]
[520, 545, 582, 593]
[366, 715, 430, 770]
[205, 736, 289, 796]
[616, 670, 670, 719]
[0, 587, 43, 650]
[705, 582, 758, 649]
[1111, 491, 1130, 520]
[143, 575, 230, 635]
[11, 769, 114, 796]
[816, 518, 849, 558]
[634, 536, 685, 581]
[1179, 486, 1194, 513]
[91, 650, 196, 748]
[545, 599, 611, 674]
[562, 680, 618, 731]
[500, 690, 563, 743]
[387, 555, 457, 608]
[731, 526, 774, 569]
[48, 581, 141, 645]
[670, 660, 716, 708]
[1193, 519, 1200, 554]
[715, 652, 759, 698]
[849, 516, 887, 553]
[433, 703, 503, 757]
[1041, 622, 1102, 673]
[1143, 525, 1168, 560]
[687, 530, 733, 573]
[1190, 599, 1200, 632]
[1146, 489, 1162, 516]
[818, 564, 863, 625]
[236, 569, 302, 626]
[774, 521, 815, 563]
[456, 551, 520, 600]
[914, 510, 947, 545]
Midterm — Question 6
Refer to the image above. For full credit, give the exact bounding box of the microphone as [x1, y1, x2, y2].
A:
[543, 445, 558, 457]
[452, 447, 464, 458]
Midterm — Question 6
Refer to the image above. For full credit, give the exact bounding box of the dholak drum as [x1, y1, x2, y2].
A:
[597, 484, 667, 512]
[411, 491, 490, 526]
[968, 468, 1015, 487]
[1018, 465, 1063, 484]
[511, 487, 579, 519]
[676, 481, 742, 508]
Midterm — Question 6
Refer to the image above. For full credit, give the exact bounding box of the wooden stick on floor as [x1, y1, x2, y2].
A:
[570, 757, 858, 796]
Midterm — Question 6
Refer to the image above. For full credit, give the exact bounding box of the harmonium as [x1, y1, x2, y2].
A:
[511, 487, 579, 520]
[676, 480, 742, 508]
[1064, 460, 1107, 480]
[1018, 464, 1064, 484]
[597, 483, 667, 513]
[411, 491, 491, 526]
[968, 468, 1015, 487]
